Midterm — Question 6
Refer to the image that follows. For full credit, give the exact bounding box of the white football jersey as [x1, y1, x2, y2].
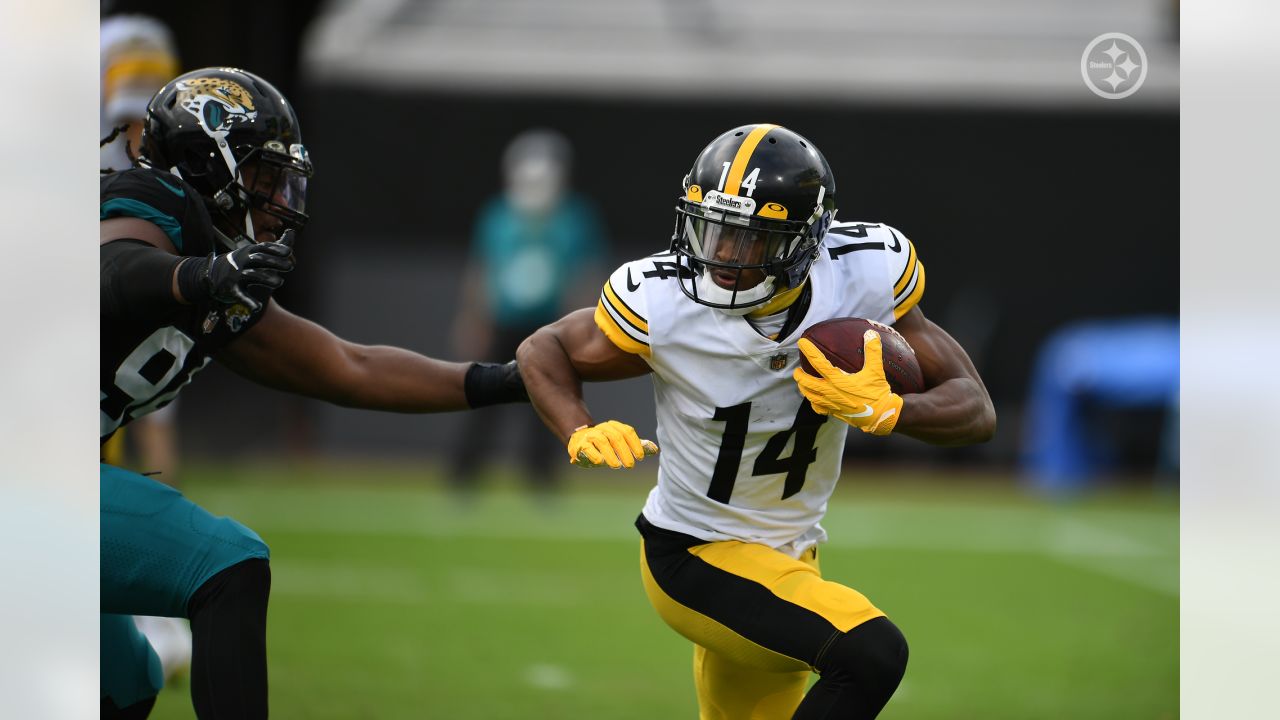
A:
[595, 221, 926, 558]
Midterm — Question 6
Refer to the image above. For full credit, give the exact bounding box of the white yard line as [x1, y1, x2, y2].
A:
[216, 491, 1178, 598]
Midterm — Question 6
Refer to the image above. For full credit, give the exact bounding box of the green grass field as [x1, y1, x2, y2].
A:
[149, 462, 1177, 719]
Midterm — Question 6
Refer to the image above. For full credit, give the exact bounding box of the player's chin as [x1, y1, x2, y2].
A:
[255, 228, 282, 244]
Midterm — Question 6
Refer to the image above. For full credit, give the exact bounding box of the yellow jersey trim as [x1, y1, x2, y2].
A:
[595, 302, 650, 356]
[602, 280, 648, 333]
[747, 281, 806, 319]
[892, 239, 917, 297]
[894, 261, 925, 319]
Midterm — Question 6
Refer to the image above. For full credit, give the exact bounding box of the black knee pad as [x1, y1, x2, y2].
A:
[187, 558, 271, 618]
[816, 616, 909, 689]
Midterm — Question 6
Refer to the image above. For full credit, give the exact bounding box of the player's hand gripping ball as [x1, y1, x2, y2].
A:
[794, 318, 924, 435]
[798, 318, 924, 394]
[567, 420, 660, 469]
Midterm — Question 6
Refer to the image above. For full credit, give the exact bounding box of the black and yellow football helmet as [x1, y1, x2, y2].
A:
[140, 67, 313, 250]
[670, 124, 837, 314]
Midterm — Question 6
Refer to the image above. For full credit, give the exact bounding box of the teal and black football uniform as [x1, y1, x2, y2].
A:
[100, 167, 272, 712]
[101, 167, 270, 442]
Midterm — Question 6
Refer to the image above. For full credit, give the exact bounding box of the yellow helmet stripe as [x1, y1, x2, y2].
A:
[723, 124, 779, 196]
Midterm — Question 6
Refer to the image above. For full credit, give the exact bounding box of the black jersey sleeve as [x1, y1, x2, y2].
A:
[100, 240, 184, 323]
[100, 168, 219, 257]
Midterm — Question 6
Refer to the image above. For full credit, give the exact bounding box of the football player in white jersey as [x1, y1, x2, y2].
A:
[518, 123, 995, 719]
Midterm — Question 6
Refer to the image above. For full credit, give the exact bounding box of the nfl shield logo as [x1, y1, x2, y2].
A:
[770, 354, 788, 371]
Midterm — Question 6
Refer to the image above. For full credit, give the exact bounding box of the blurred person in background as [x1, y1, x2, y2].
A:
[100, 16, 184, 475]
[100, 14, 178, 174]
[449, 128, 606, 504]
[100, 67, 528, 718]
[99, 11, 195, 693]
[518, 124, 995, 719]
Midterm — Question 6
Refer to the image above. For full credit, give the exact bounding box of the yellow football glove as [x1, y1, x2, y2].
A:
[792, 330, 904, 435]
[567, 420, 660, 469]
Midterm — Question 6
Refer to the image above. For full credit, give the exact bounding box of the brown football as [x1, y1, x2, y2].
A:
[799, 317, 926, 395]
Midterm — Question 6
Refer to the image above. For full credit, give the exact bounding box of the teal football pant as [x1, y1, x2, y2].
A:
[100, 463, 269, 707]
[100, 614, 163, 710]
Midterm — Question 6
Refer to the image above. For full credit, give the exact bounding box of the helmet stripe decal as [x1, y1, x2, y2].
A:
[723, 124, 778, 196]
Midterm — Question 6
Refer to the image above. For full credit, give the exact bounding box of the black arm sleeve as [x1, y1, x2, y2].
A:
[100, 240, 184, 322]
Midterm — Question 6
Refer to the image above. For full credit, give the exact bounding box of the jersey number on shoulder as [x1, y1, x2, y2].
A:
[824, 224, 885, 260]
[642, 261, 694, 281]
[706, 401, 826, 503]
[101, 326, 208, 438]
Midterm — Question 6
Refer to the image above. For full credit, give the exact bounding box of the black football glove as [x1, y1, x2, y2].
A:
[177, 240, 295, 312]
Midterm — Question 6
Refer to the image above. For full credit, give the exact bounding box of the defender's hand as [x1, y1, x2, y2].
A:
[793, 331, 904, 435]
[179, 241, 295, 312]
[567, 421, 659, 469]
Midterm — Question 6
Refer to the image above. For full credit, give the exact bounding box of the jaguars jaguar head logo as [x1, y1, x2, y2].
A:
[175, 77, 257, 138]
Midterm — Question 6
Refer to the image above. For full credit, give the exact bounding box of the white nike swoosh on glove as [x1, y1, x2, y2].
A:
[839, 405, 875, 419]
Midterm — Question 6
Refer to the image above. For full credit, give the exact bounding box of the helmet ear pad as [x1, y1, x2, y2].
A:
[178, 145, 232, 195]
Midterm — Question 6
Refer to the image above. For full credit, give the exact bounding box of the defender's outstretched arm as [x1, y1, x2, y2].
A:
[218, 300, 479, 412]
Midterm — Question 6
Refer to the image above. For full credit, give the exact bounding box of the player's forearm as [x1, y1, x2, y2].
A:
[896, 377, 996, 446]
[516, 327, 595, 444]
[321, 344, 472, 412]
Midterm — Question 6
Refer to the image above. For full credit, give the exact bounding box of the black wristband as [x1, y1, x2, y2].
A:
[464, 361, 529, 408]
[176, 254, 212, 304]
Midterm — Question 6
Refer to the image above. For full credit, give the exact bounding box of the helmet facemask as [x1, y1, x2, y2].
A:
[671, 198, 828, 316]
[208, 143, 312, 250]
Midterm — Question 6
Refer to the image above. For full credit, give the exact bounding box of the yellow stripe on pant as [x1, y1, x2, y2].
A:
[688, 540, 884, 634]
[640, 539, 808, 673]
[639, 523, 886, 720]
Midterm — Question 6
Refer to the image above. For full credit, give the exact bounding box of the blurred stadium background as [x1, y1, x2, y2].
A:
[101, 0, 1178, 717]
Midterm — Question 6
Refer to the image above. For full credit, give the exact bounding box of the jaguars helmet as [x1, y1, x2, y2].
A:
[139, 67, 313, 250]
[670, 124, 836, 314]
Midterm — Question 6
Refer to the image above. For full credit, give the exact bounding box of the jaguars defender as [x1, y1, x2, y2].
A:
[518, 124, 995, 719]
[101, 68, 526, 719]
